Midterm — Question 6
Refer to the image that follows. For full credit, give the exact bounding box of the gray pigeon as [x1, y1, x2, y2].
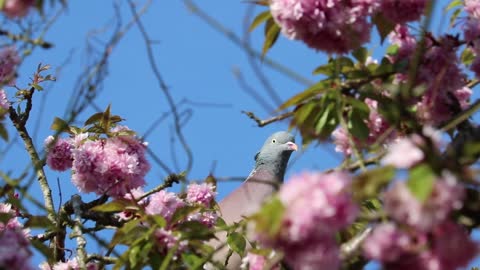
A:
[209, 131, 297, 269]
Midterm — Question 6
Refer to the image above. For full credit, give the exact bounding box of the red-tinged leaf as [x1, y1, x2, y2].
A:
[249, 10, 271, 32]
[84, 112, 103, 126]
[91, 200, 128, 212]
[352, 47, 369, 63]
[372, 13, 395, 44]
[50, 117, 69, 132]
[0, 123, 8, 141]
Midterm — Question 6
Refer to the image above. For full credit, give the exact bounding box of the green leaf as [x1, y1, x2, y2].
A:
[0, 123, 8, 141]
[252, 197, 285, 238]
[352, 47, 368, 63]
[347, 107, 369, 140]
[84, 112, 103, 126]
[279, 80, 332, 110]
[102, 104, 112, 130]
[176, 221, 215, 240]
[353, 166, 395, 201]
[386, 44, 399, 56]
[315, 102, 334, 134]
[450, 8, 462, 27]
[31, 239, 55, 263]
[31, 83, 44, 91]
[461, 47, 476, 66]
[0, 213, 12, 224]
[445, 0, 462, 11]
[50, 117, 69, 132]
[294, 101, 318, 125]
[227, 232, 247, 256]
[150, 215, 167, 228]
[129, 245, 141, 267]
[159, 245, 176, 270]
[110, 219, 144, 247]
[91, 200, 128, 212]
[262, 18, 280, 57]
[249, 10, 271, 32]
[170, 206, 200, 224]
[407, 164, 436, 203]
[182, 253, 204, 269]
[372, 13, 396, 44]
[25, 215, 53, 229]
[312, 63, 335, 76]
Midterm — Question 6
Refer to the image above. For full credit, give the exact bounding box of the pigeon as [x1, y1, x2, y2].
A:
[209, 131, 298, 269]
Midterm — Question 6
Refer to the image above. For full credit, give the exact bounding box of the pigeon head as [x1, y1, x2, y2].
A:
[253, 131, 298, 182]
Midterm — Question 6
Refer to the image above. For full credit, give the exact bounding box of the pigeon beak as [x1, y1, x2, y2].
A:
[286, 141, 298, 151]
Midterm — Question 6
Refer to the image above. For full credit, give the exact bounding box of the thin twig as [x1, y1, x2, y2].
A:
[242, 110, 294, 127]
[340, 226, 373, 260]
[128, 0, 194, 175]
[183, 0, 313, 87]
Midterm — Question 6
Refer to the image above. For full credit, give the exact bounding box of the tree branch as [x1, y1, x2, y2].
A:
[242, 110, 294, 127]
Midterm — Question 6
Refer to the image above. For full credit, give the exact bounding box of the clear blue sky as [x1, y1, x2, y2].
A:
[1, 0, 479, 269]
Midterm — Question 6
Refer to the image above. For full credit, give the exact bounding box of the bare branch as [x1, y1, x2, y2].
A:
[128, 0, 194, 175]
[71, 195, 87, 269]
[242, 110, 294, 127]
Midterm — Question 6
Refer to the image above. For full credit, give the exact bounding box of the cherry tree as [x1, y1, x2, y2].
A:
[0, 0, 479, 269]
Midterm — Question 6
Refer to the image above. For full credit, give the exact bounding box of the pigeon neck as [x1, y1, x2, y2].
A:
[255, 153, 291, 182]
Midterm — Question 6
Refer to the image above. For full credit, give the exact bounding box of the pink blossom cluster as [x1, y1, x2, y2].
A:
[269, 0, 428, 54]
[364, 221, 477, 270]
[257, 171, 358, 269]
[379, 0, 427, 24]
[2, 0, 34, 18]
[39, 258, 98, 270]
[44, 136, 74, 171]
[464, 0, 480, 78]
[0, 46, 19, 85]
[145, 183, 218, 228]
[154, 228, 188, 255]
[186, 182, 216, 207]
[270, 0, 377, 54]
[45, 132, 151, 198]
[116, 188, 147, 221]
[145, 190, 186, 223]
[0, 89, 9, 112]
[415, 39, 470, 124]
[382, 126, 441, 169]
[388, 25, 416, 62]
[383, 175, 464, 231]
[333, 98, 393, 156]
[363, 173, 477, 269]
[241, 252, 280, 270]
[388, 26, 472, 125]
[0, 203, 33, 270]
[138, 183, 218, 255]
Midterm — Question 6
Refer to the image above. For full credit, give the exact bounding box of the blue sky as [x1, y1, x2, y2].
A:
[1, 0, 479, 269]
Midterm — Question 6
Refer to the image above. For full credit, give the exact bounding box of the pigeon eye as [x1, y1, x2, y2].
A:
[272, 139, 276, 143]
